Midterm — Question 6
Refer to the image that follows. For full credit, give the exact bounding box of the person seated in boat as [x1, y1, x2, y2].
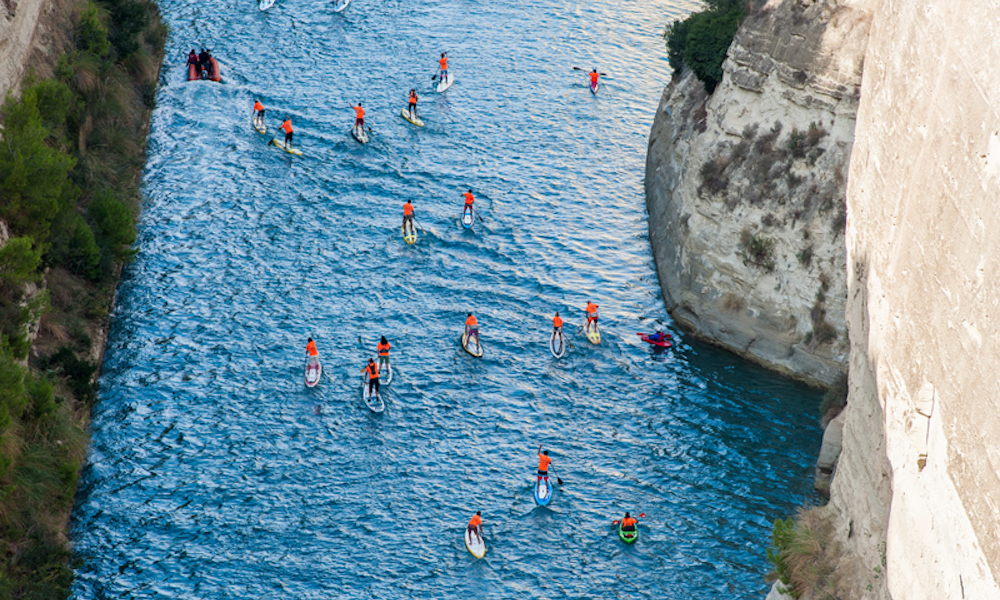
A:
[438, 52, 449, 82]
[361, 358, 380, 399]
[403, 200, 415, 231]
[187, 49, 199, 75]
[407, 89, 418, 119]
[463, 189, 474, 219]
[252, 100, 265, 128]
[590, 69, 600, 88]
[306, 337, 319, 366]
[465, 313, 479, 347]
[351, 102, 365, 135]
[281, 117, 293, 149]
[646, 326, 669, 343]
[377, 336, 391, 371]
[585, 301, 599, 333]
[621, 512, 637, 532]
[537, 445, 552, 485]
[198, 48, 210, 76]
[467, 511, 483, 544]
[552, 311, 563, 345]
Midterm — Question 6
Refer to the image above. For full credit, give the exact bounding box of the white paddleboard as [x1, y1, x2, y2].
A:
[550, 331, 565, 358]
[381, 362, 393, 386]
[305, 357, 322, 387]
[465, 527, 486, 558]
[258, 0, 275, 11]
[362, 372, 385, 412]
[333, 0, 350, 12]
[462, 331, 483, 357]
[437, 73, 454, 93]
[352, 126, 369, 144]
[270, 138, 303, 155]
[462, 206, 474, 229]
[400, 107, 424, 127]
[252, 118, 266, 134]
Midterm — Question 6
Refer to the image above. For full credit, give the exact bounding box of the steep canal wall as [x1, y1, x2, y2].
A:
[645, 0, 872, 388]
[648, 0, 1000, 597]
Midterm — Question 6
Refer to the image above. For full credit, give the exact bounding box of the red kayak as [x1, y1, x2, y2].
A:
[636, 332, 672, 348]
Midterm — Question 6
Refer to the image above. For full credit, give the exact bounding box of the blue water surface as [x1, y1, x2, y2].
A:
[70, 0, 823, 597]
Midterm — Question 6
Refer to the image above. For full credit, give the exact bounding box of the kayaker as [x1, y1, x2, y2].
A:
[621, 512, 637, 532]
[280, 117, 293, 149]
[537, 445, 552, 485]
[465, 313, 480, 347]
[407, 89, 418, 119]
[552, 311, 563, 345]
[463, 189, 474, 220]
[361, 358, 380, 400]
[252, 100, 265, 127]
[306, 337, 319, 367]
[403, 200, 415, 230]
[377, 336, 391, 371]
[350, 102, 365, 136]
[647, 326, 669, 344]
[467, 511, 483, 544]
[585, 301, 599, 334]
[438, 52, 449, 81]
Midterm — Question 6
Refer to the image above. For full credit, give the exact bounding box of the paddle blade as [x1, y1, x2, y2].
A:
[556, 477, 563, 485]
[612, 520, 620, 525]
[639, 513, 646, 518]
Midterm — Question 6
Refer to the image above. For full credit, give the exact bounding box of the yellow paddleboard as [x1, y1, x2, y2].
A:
[270, 139, 302, 155]
[462, 331, 483, 357]
[400, 107, 425, 127]
[403, 221, 417, 244]
[585, 322, 601, 345]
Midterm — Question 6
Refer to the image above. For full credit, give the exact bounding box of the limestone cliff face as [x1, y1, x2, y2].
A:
[645, 0, 873, 387]
[832, 0, 1000, 596]
[0, 0, 70, 101]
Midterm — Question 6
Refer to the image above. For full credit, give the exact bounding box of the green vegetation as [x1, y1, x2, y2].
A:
[664, 0, 747, 93]
[738, 228, 776, 272]
[767, 507, 844, 599]
[0, 0, 164, 596]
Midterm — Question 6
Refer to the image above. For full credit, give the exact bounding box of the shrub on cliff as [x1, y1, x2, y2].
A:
[664, 0, 746, 94]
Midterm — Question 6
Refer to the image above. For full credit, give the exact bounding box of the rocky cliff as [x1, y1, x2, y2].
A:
[0, 0, 71, 100]
[831, 0, 1000, 596]
[645, 0, 874, 387]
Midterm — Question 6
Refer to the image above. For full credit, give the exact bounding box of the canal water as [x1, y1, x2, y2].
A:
[70, 0, 823, 597]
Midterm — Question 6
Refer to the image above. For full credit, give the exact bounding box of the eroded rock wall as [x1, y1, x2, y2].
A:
[645, 0, 874, 386]
[833, 0, 1000, 596]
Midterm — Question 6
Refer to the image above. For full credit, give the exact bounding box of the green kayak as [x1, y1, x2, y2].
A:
[619, 523, 638, 544]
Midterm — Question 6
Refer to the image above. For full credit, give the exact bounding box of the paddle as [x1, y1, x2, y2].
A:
[611, 513, 645, 526]
[572, 66, 608, 76]
[549, 467, 564, 486]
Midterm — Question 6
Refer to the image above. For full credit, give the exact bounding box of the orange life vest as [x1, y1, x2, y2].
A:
[409, 91, 418, 104]
[377, 341, 391, 356]
[439, 56, 448, 70]
[590, 71, 599, 84]
[365, 362, 379, 379]
[469, 514, 481, 528]
[354, 105, 365, 119]
[254, 101, 264, 111]
[306, 340, 318, 356]
[538, 453, 552, 472]
[463, 192, 474, 205]
[465, 315, 478, 327]
[281, 120, 293, 134]
[403, 203, 414, 216]
[553, 315, 563, 328]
